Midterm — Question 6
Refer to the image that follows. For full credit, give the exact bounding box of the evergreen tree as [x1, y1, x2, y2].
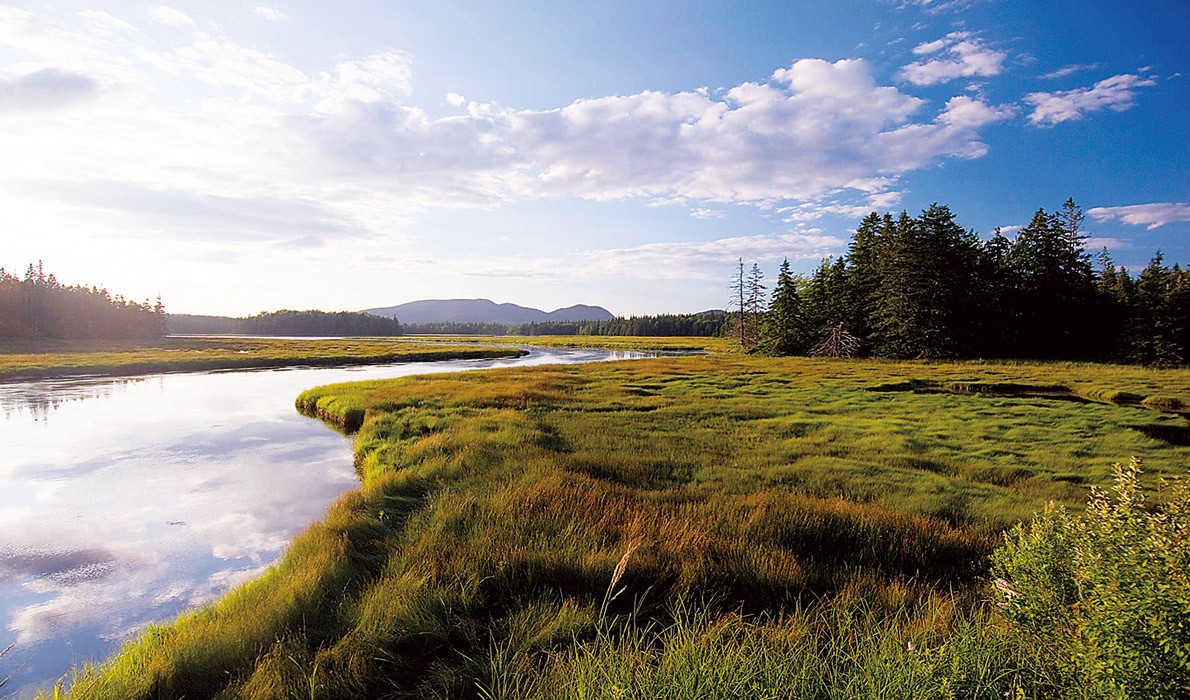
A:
[842, 211, 887, 342]
[975, 227, 1020, 356]
[1131, 252, 1185, 365]
[1095, 248, 1135, 361]
[1010, 205, 1097, 359]
[872, 205, 979, 358]
[801, 256, 849, 350]
[757, 259, 807, 355]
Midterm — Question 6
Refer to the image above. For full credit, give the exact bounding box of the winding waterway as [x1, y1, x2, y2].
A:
[0, 348, 645, 696]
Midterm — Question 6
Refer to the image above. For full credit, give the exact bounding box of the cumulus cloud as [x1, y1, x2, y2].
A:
[1088, 203, 1190, 230]
[900, 32, 1007, 85]
[0, 67, 99, 111]
[0, 7, 1017, 268]
[1024, 73, 1158, 126]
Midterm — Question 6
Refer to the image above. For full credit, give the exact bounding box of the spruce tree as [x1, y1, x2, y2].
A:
[1010, 204, 1096, 359]
[758, 259, 807, 355]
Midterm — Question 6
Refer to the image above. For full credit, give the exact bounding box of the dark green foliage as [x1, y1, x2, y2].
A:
[238, 309, 404, 336]
[842, 212, 888, 340]
[754, 199, 1187, 364]
[0, 262, 166, 340]
[757, 259, 808, 355]
[801, 256, 849, 350]
[1009, 205, 1097, 359]
[169, 310, 405, 336]
[401, 321, 518, 335]
[510, 313, 728, 338]
[399, 315, 728, 337]
[1127, 253, 1190, 366]
[871, 205, 981, 358]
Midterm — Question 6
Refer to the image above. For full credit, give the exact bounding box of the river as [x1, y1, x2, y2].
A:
[0, 348, 645, 696]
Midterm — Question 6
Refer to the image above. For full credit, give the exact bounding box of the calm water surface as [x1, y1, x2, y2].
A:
[0, 348, 644, 695]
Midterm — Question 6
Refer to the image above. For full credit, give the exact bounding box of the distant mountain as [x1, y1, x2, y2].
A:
[365, 299, 614, 325]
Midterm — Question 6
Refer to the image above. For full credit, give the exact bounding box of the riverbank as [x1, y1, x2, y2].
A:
[54, 354, 1190, 698]
[0, 337, 526, 381]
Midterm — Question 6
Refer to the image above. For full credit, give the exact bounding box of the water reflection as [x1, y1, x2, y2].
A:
[0, 348, 645, 696]
[0, 376, 151, 423]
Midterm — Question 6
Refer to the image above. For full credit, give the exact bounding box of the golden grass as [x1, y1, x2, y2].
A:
[0, 336, 524, 380]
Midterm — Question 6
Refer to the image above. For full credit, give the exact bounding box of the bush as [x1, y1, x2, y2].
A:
[990, 458, 1190, 699]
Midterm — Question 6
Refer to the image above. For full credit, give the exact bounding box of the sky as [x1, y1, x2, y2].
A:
[0, 0, 1186, 317]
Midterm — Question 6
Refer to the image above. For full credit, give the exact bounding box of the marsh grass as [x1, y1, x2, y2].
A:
[0, 337, 524, 381]
[56, 354, 1190, 698]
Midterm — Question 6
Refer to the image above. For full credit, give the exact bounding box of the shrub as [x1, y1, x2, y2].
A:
[990, 458, 1190, 699]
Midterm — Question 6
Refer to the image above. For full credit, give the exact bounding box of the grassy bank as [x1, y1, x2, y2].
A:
[0, 337, 526, 381]
[53, 354, 1190, 698]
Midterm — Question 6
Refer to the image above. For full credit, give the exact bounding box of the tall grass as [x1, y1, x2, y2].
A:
[53, 354, 1190, 698]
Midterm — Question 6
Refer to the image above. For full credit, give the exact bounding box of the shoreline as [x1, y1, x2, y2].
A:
[0, 336, 531, 383]
[0, 348, 528, 383]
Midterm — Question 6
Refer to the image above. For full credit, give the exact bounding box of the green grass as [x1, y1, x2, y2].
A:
[0, 336, 525, 380]
[53, 354, 1190, 698]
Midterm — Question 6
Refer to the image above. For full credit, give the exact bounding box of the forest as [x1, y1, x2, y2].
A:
[0, 262, 166, 340]
[401, 313, 726, 337]
[741, 200, 1189, 365]
[169, 310, 405, 337]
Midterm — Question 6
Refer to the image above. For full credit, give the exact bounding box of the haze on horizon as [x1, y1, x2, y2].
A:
[1, 0, 1186, 317]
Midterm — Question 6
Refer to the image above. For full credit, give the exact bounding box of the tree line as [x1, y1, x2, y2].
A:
[401, 314, 727, 337]
[0, 262, 167, 339]
[738, 200, 1189, 364]
[169, 310, 404, 336]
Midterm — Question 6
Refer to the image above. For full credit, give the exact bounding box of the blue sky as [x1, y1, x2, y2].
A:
[0, 1, 1186, 316]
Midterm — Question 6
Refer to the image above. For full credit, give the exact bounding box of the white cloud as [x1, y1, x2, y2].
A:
[0, 6, 1017, 295]
[0, 67, 99, 111]
[446, 91, 466, 106]
[690, 208, 726, 219]
[900, 32, 1007, 85]
[1039, 63, 1100, 80]
[913, 36, 951, 55]
[310, 51, 414, 108]
[252, 6, 288, 22]
[1025, 73, 1157, 126]
[583, 231, 846, 280]
[77, 11, 139, 36]
[149, 5, 195, 28]
[1084, 236, 1132, 250]
[896, 0, 987, 14]
[161, 32, 311, 102]
[1088, 203, 1190, 230]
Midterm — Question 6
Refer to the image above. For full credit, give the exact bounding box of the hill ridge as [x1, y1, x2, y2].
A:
[364, 298, 614, 324]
